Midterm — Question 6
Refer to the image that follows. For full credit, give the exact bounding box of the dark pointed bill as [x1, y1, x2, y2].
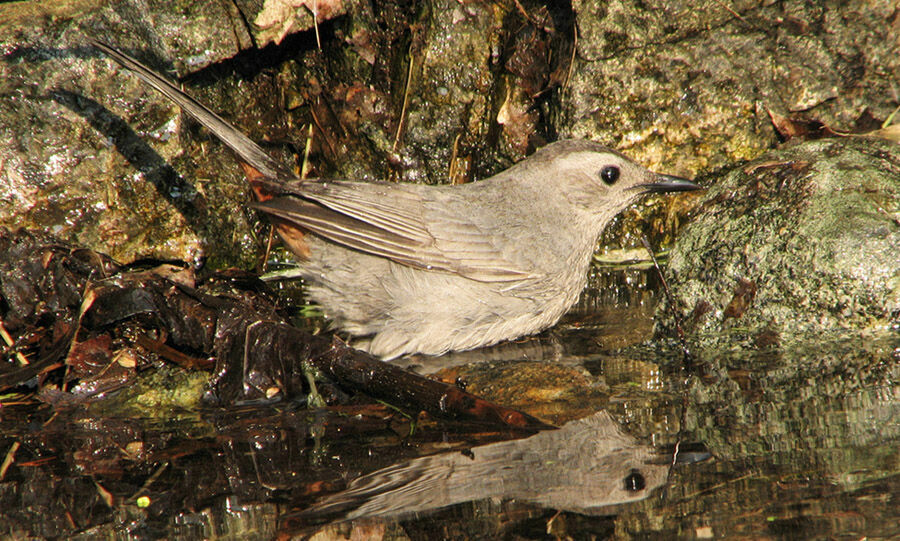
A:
[637, 173, 702, 194]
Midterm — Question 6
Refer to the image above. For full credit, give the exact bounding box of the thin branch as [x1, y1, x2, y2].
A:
[392, 50, 414, 154]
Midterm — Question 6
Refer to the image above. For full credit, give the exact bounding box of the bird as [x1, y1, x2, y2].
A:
[89, 39, 700, 360]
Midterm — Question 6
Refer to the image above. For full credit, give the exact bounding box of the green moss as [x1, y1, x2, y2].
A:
[88, 364, 209, 420]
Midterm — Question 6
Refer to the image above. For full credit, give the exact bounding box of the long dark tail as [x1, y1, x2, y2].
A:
[89, 39, 294, 181]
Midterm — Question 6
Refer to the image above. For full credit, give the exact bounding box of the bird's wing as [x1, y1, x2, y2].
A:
[90, 40, 533, 282]
[252, 180, 535, 282]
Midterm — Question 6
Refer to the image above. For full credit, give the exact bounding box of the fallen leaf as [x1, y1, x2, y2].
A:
[767, 108, 841, 141]
[862, 123, 900, 143]
[254, 0, 346, 46]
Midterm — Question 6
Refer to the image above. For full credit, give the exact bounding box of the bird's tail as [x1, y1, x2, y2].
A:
[89, 39, 295, 182]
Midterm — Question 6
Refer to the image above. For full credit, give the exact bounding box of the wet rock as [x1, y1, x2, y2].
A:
[561, 0, 900, 177]
[287, 0, 573, 185]
[438, 360, 609, 426]
[4, 0, 898, 273]
[391, 0, 504, 184]
[0, 0, 338, 267]
[660, 137, 900, 349]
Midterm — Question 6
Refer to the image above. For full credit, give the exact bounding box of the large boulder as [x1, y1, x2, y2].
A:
[561, 0, 900, 177]
[660, 137, 900, 350]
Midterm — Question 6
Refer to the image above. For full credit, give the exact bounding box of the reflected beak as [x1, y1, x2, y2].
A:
[638, 173, 702, 194]
[647, 442, 713, 465]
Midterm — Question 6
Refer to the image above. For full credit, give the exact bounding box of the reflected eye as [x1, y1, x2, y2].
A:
[600, 165, 620, 185]
[624, 469, 646, 492]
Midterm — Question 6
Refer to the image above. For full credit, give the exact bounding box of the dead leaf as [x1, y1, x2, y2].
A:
[349, 27, 377, 65]
[254, 0, 346, 46]
[767, 108, 842, 141]
[862, 123, 900, 144]
[723, 278, 757, 320]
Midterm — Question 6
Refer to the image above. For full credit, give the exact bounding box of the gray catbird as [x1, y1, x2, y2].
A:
[90, 40, 700, 359]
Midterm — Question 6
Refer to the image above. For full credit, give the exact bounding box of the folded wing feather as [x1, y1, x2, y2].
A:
[252, 181, 534, 282]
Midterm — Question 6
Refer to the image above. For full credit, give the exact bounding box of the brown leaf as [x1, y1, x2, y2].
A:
[723, 278, 757, 320]
[65, 335, 114, 378]
[862, 123, 900, 144]
[767, 108, 841, 141]
[253, 0, 346, 45]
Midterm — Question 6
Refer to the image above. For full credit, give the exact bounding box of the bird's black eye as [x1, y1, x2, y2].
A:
[600, 165, 620, 185]
[624, 469, 646, 492]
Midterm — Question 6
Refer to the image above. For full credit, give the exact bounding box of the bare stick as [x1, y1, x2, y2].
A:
[392, 51, 414, 154]
[0, 318, 29, 366]
[640, 235, 693, 365]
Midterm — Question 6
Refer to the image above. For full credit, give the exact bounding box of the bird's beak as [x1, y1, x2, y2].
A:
[637, 173, 702, 194]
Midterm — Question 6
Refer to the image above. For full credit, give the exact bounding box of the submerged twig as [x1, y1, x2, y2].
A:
[641, 235, 698, 493]
[0, 318, 29, 366]
[127, 462, 169, 503]
[0, 441, 19, 480]
[640, 236, 692, 364]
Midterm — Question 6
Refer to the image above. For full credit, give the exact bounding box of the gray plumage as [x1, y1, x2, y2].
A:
[302, 410, 668, 520]
[91, 40, 699, 360]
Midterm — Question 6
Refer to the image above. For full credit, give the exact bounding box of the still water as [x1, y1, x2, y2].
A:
[0, 267, 897, 539]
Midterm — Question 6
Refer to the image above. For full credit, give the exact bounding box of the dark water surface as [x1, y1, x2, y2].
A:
[1, 268, 897, 539]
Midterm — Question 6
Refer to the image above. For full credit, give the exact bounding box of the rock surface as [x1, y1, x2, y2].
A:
[660, 137, 900, 349]
[562, 0, 900, 177]
[1, 0, 898, 274]
[0, 0, 339, 267]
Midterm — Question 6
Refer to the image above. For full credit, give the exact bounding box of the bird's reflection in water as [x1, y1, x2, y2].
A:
[299, 410, 680, 523]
